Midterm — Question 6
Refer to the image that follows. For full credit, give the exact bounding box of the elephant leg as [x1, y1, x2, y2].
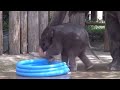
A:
[106, 12, 120, 71]
[68, 52, 77, 72]
[78, 52, 94, 70]
[61, 50, 68, 65]
[69, 57, 77, 72]
[107, 41, 120, 71]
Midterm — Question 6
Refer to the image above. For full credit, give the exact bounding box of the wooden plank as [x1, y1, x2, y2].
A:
[104, 29, 110, 52]
[0, 11, 3, 54]
[20, 11, 28, 54]
[28, 11, 39, 52]
[39, 11, 48, 39]
[63, 11, 69, 23]
[91, 11, 97, 21]
[69, 12, 85, 27]
[49, 11, 54, 22]
[49, 11, 67, 26]
[104, 19, 110, 52]
[38, 11, 48, 55]
[9, 11, 20, 55]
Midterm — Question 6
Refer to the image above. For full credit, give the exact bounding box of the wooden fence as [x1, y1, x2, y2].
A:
[1, 11, 71, 55]
[0, 11, 49, 55]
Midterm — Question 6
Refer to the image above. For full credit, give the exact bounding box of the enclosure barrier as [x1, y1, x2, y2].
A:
[0, 11, 49, 55]
[0, 11, 107, 55]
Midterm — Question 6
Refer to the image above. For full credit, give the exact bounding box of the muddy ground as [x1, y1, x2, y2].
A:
[0, 42, 120, 79]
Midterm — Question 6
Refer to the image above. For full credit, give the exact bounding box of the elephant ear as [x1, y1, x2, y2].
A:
[49, 27, 55, 39]
[41, 26, 55, 39]
[40, 27, 52, 43]
[40, 26, 55, 51]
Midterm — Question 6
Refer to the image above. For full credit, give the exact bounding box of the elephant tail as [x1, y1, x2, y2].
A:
[88, 41, 108, 63]
[88, 43, 100, 60]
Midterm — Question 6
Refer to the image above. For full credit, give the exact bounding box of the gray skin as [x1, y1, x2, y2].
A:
[106, 11, 120, 71]
[40, 23, 96, 72]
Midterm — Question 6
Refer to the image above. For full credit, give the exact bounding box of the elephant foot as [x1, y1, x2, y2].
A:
[107, 60, 120, 71]
[108, 65, 120, 71]
[108, 60, 117, 67]
[69, 66, 77, 72]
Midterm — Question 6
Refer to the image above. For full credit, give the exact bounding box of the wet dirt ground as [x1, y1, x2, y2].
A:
[0, 49, 120, 79]
[0, 42, 120, 79]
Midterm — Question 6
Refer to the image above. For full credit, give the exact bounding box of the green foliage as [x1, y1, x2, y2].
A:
[86, 25, 105, 33]
[86, 25, 105, 42]
[86, 20, 105, 23]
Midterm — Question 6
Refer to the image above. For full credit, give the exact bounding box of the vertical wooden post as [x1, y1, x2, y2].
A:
[63, 11, 69, 23]
[9, 11, 20, 55]
[104, 13, 109, 52]
[28, 11, 39, 52]
[49, 11, 67, 26]
[91, 11, 97, 21]
[104, 29, 110, 52]
[20, 11, 28, 54]
[103, 11, 105, 21]
[48, 11, 51, 23]
[69, 12, 85, 27]
[39, 11, 48, 39]
[0, 11, 3, 55]
[85, 11, 89, 21]
[49, 11, 54, 23]
[38, 11, 48, 55]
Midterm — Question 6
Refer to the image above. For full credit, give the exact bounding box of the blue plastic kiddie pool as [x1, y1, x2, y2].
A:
[16, 58, 70, 77]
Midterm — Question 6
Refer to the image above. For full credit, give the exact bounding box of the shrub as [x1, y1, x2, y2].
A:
[85, 25, 105, 42]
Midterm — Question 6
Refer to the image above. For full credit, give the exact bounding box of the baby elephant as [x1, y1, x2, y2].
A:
[40, 23, 95, 72]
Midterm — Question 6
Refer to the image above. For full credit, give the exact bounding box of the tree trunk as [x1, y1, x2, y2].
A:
[49, 11, 67, 26]
[20, 11, 28, 54]
[39, 11, 48, 39]
[49, 11, 54, 23]
[104, 29, 110, 52]
[63, 11, 69, 23]
[103, 11, 105, 21]
[48, 11, 51, 23]
[0, 11, 3, 54]
[28, 11, 39, 52]
[91, 11, 97, 21]
[104, 13, 110, 52]
[69, 12, 85, 27]
[9, 11, 20, 55]
[85, 11, 89, 21]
